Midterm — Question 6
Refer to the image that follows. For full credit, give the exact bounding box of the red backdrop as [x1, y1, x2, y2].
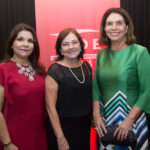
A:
[35, 0, 120, 149]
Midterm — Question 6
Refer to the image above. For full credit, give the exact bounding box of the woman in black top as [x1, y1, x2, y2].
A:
[45, 28, 92, 150]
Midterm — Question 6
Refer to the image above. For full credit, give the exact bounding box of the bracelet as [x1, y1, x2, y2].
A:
[3, 141, 12, 147]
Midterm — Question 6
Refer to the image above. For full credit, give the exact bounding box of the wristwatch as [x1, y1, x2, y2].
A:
[3, 141, 12, 147]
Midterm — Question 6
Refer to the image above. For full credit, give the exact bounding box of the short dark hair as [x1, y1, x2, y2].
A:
[55, 28, 84, 60]
[99, 7, 136, 46]
[5, 23, 44, 74]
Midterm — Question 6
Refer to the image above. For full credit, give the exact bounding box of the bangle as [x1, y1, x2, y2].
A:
[3, 141, 12, 147]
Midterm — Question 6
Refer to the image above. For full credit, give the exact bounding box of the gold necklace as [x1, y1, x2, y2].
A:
[67, 62, 85, 84]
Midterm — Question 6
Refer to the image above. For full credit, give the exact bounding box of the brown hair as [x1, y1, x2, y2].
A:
[4, 23, 45, 74]
[55, 28, 84, 60]
[99, 7, 136, 46]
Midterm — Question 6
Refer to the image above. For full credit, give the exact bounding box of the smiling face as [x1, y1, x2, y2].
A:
[104, 12, 128, 44]
[12, 30, 34, 60]
[60, 32, 81, 60]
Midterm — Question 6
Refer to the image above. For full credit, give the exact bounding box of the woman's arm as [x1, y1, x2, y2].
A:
[93, 101, 107, 137]
[0, 86, 18, 150]
[45, 75, 69, 150]
[114, 105, 142, 141]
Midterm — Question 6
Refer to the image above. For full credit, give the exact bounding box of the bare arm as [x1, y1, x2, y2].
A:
[0, 85, 18, 150]
[45, 75, 69, 150]
[93, 101, 107, 137]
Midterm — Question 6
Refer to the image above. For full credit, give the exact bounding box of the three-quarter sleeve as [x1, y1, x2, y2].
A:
[135, 48, 150, 114]
[92, 51, 101, 102]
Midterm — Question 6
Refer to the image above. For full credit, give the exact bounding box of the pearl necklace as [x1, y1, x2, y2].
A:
[16, 62, 35, 81]
[67, 62, 85, 84]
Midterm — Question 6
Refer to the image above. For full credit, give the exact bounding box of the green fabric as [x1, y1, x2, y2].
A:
[92, 43, 150, 114]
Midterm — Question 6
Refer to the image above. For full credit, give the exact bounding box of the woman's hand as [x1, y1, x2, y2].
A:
[93, 101, 107, 137]
[114, 117, 133, 141]
[57, 136, 69, 150]
[4, 143, 18, 150]
[94, 115, 107, 137]
[114, 105, 142, 141]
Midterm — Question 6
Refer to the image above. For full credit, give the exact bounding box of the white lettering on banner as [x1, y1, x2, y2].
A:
[49, 29, 100, 50]
[49, 29, 101, 62]
[49, 29, 99, 37]
[83, 39, 88, 49]
[83, 54, 96, 59]
[50, 55, 57, 61]
[93, 39, 101, 50]
[82, 39, 101, 50]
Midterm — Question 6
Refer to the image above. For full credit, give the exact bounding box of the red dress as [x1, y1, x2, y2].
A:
[0, 60, 47, 150]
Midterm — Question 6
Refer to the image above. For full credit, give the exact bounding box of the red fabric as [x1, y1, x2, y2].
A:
[90, 128, 96, 150]
[0, 60, 47, 150]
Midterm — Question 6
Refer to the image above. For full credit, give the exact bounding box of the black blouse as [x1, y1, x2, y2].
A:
[46, 61, 92, 117]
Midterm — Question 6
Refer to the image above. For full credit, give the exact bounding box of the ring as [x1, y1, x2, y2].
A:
[95, 127, 98, 130]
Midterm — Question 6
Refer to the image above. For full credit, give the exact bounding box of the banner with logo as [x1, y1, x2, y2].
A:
[35, 0, 120, 149]
[35, 0, 120, 71]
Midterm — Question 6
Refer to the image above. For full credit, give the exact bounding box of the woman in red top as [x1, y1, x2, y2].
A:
[0, 23, 47, 150]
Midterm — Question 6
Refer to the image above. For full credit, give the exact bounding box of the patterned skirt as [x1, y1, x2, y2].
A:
[97, 91, 149, 150]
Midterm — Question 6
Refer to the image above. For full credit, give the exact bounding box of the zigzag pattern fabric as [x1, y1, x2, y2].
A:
[98, 91, 148, 150]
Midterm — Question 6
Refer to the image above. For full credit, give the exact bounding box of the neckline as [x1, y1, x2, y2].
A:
[109, 45, 130, 52]
[56, 61, 84, 69]
[10, 60, 35, 81]
[10, 59, 30, 67]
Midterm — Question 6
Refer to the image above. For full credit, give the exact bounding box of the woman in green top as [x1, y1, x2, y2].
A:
[93, 8, 150, 150]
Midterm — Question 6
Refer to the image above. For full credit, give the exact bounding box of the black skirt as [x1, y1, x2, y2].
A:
[46, 115, 91, 150]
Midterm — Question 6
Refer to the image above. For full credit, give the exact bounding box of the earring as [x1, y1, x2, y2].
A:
[61, 51, 64, 56]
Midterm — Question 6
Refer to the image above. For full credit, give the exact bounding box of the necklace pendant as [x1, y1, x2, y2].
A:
[16, 62, 35, 82]
[21, 67, 25, 72]
[18, 70, 23, 74]
[26, 68, 30, 72]
[29, 75, 34, 81]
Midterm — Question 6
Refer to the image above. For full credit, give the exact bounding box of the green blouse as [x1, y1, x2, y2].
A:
[92, 43, 150, 114]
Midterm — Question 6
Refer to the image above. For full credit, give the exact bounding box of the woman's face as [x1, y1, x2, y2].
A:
[12, 30, 34, 60]
[60, 32, 81, 60]
[104, 12, 128, 43]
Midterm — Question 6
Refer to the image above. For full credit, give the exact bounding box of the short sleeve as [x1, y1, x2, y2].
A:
[46, 63, 60, 83]
[135, 48, 150, 114]
[0, 64, 13, 105]
[0, 67, 5, 87]
[92, 51, 101, 102]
